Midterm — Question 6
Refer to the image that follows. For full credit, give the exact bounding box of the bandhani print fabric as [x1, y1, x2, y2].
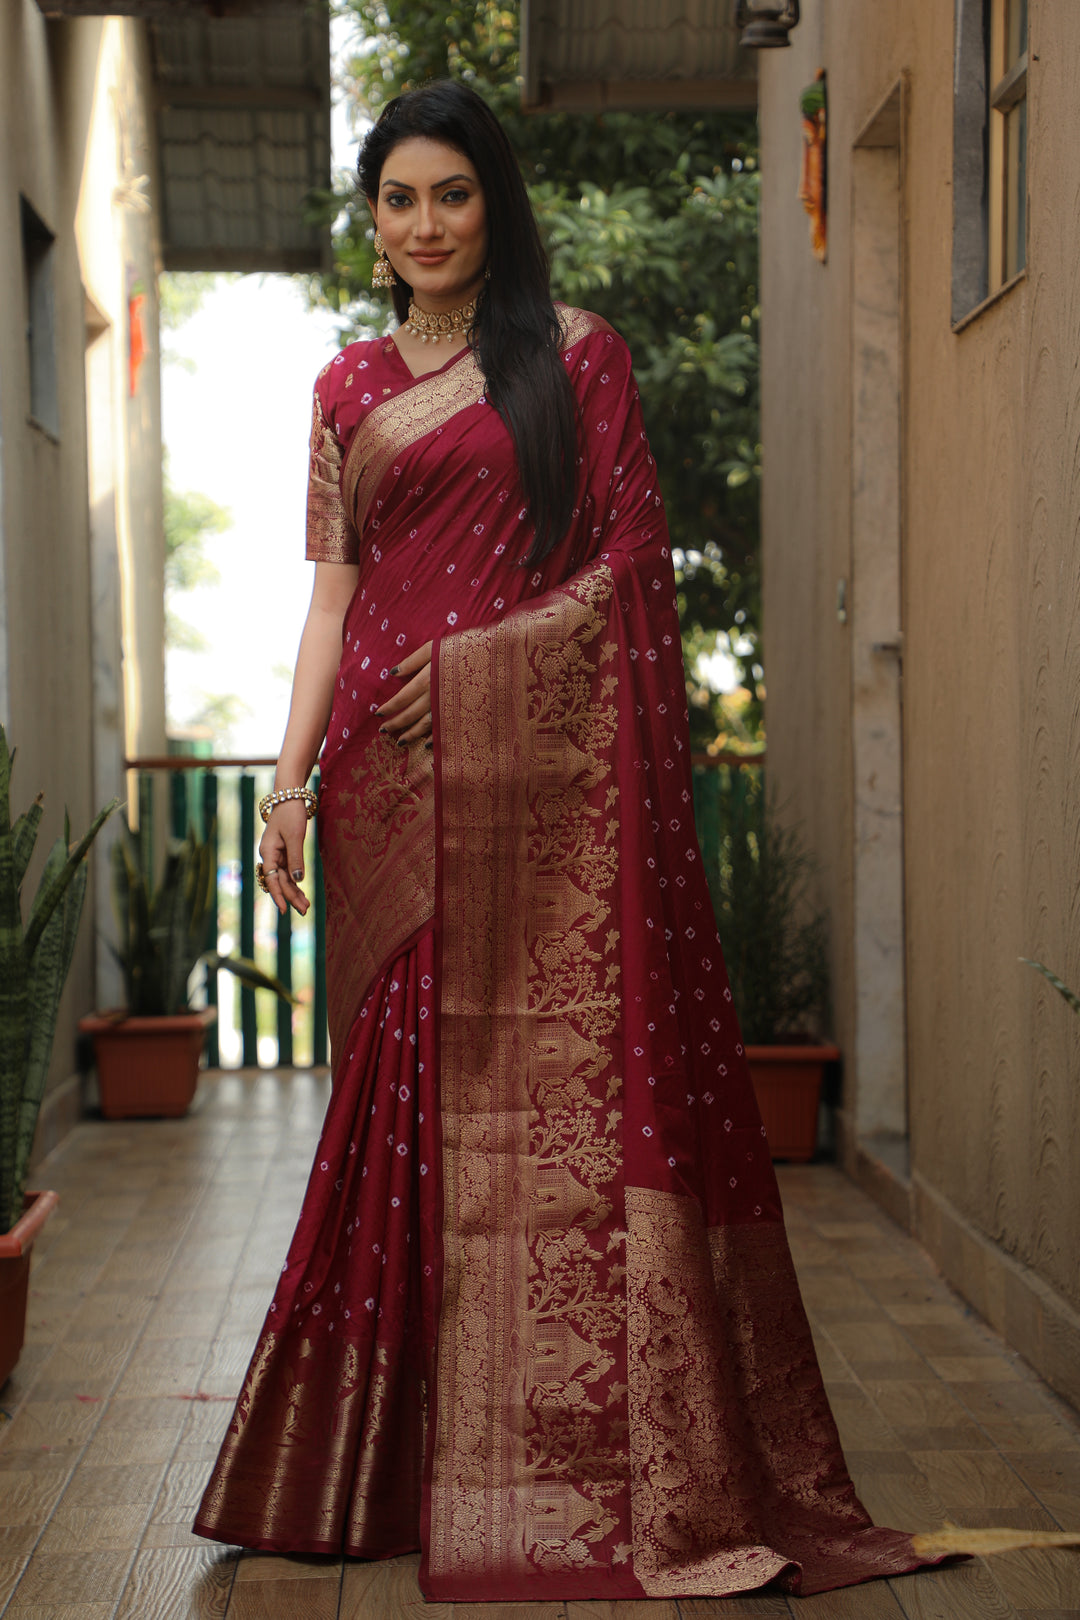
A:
[194, 308, 945, 1600]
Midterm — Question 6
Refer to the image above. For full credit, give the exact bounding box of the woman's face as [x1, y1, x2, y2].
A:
[370, 137, 488, 310]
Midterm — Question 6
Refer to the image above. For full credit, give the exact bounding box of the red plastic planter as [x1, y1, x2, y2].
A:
[746, 1043, 841, 1163]
[79, 1007, 217, 1119]
[0, 1190, 60, 1389]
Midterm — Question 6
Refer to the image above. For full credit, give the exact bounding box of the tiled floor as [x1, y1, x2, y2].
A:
[2, 1070, 1079, 1618]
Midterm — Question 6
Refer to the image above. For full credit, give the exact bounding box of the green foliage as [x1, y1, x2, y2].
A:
[317, 0, 762, 721]
[163, 458, 231, 653]
[159, 272, 240, 372]
[189, 693, 252, 751]
[1021, 958, 1080, 1018]
[111, 819, 295, 1018]
[158, 278, 249, 744]
[703, 767, 829, 1045]
[164, 475, 229, 594]
[159, 272, 227, 333]
[0, 728, 119, 1234]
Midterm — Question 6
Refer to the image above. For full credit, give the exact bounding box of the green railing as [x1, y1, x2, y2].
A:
[691, 751, 765, 916]
[127, 750, 763, 1072]
[127, 758, 328, 1070]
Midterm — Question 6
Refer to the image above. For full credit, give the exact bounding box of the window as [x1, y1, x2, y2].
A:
[951, 0, 1028, 325]
[989, 0, 1027, 285]
[20, 196, 59, 437]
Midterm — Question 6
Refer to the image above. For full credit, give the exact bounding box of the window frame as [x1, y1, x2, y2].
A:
[987, 0, 1028, 288]
[20, 196, 60, 440]
[951, 0, 1028, 329]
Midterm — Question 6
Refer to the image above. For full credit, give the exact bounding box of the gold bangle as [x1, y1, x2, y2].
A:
[259, 786, 318, 825]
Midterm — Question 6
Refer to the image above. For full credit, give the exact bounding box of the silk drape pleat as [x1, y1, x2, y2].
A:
[194, 930, 437, 1556]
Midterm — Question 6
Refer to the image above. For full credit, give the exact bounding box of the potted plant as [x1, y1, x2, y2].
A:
[0, 727, 118, 1386]
[706, 766, 838, 1161]
[80, 818, 293, 1118]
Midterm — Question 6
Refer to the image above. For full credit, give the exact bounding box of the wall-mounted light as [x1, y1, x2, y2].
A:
[736, 0, 801, 48]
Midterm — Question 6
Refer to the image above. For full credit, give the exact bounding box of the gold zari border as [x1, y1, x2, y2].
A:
[341, 352, 486, 535]
[196, 1331, 421, 1555]
[625, 1189, 791, 1595]
[431, 564, 626, 1583]
[321, 734, 435, 1066]
[339, 307, 600, 537]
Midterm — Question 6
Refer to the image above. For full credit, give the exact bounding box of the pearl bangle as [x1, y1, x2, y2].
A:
[259, 786, 318, 825]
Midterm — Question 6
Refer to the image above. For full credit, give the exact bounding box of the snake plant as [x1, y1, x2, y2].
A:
[0, 727, 119, 1235]
[110, 817, 294, 1016]
[705, 767, 830, 1045]
[1021, 958, 1080, 1018]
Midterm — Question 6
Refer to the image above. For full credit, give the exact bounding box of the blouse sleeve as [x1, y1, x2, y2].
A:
[305, 373, 360, 564]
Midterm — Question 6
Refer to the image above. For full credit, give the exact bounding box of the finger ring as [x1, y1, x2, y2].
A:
[256, 861, 270, 894]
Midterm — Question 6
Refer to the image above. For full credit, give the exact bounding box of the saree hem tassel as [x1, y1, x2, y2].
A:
[195, 308, 951, 1599]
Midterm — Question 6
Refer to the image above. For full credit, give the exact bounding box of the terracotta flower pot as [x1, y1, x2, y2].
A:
[746, 1042, 841, 1163]
[78, 1007, 217, 1119]
[0, 1189, 59, 1389]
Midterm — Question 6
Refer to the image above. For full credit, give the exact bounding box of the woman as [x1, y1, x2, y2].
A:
[194, 80, 936, 1601]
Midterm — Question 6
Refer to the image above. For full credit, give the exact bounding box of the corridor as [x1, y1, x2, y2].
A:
[1, 1070, 1078, 1618]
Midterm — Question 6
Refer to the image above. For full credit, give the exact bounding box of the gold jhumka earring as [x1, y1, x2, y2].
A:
[372, 231, 395, 289]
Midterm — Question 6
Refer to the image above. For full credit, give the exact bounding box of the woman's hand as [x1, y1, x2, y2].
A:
[259, 800, 311, 917]
[376, 640, 434, 746]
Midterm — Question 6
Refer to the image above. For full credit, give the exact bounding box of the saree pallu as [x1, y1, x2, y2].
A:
[195, 309, 938, 1599]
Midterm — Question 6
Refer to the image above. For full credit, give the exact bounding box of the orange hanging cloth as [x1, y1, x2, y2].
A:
[799, 70, 828, 262]
[128, 283, 146, 397]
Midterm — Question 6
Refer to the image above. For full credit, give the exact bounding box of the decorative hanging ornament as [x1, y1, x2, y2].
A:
[402, 297, 478, 344]
[372, 231, 396, 289]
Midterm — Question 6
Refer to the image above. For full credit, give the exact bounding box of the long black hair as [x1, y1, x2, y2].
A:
[357, 80, 579, 563]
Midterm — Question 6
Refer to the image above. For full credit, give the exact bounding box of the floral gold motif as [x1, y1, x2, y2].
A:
[624, 1188, 792, 1595]
[431, 563, 628, 1586]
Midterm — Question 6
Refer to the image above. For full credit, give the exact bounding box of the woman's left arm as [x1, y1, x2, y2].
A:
[261, 560, 359, 914]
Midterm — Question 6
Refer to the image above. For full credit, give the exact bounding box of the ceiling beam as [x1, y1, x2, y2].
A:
[153, 84, 325, 111]
[527, 76, 758, 113]
[520, 0, 757, 114]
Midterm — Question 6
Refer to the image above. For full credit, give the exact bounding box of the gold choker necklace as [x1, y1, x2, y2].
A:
[403, 298, 477, 344]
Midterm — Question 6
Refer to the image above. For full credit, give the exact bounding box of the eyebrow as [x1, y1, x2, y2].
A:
[380, 173, 473, 192]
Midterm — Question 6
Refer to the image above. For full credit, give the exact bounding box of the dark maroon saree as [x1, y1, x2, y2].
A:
[195, 309, 939, 1600]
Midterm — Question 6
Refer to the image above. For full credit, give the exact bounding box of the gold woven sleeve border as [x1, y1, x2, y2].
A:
[306, 386, 360, 564]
